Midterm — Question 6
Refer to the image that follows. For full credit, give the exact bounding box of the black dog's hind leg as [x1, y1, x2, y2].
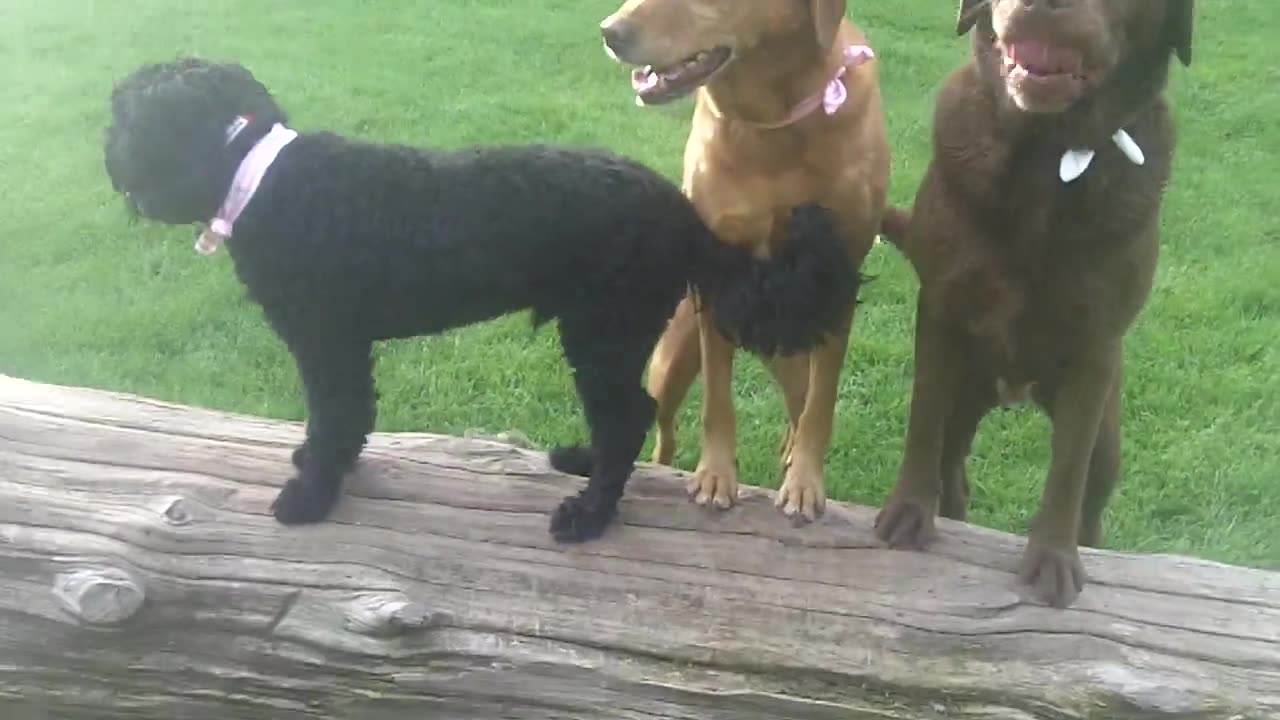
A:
[273, 337, 376, 525]
[549, 320, 657, 542]
[548, 444, 594, 477]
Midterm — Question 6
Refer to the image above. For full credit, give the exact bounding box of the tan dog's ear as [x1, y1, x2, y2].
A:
[810, 0, 847, 49]
[1166, 0, 1194, 66]
[956, 0, 990, 36]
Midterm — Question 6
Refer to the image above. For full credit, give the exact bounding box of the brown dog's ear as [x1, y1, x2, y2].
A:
[1166, 0, 1194, 66]
[810, 0, 847, 49]
[956, 0, 990, 36]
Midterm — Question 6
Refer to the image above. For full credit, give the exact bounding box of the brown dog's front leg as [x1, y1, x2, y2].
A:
[875, 296, 956, 548]
[1080, 367, 1122, 548]
[938, 387, 990, 521]
[688, 306, 739, 509]
[1020, 346, 1120, 608]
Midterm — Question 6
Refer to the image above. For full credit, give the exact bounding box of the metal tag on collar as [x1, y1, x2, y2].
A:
[224, 115, 251, 145]
[1060, 129, 1144, 183]
[194, 225, 225, 256]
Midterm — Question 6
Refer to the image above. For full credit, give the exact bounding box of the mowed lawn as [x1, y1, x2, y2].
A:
[1, 1, 1275, 568]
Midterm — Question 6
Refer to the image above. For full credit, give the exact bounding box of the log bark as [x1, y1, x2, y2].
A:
[0, 374, 1277, 720]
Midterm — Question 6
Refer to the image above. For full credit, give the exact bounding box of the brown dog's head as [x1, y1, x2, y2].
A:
[956, 0, 1194, 113]
[599, 0, 847, 106]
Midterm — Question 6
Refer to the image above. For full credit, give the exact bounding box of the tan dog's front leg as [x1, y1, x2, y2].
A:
[775, 307, 853, 522]
[1020, 346, 1120, 608]
[646, 295, 701, 465]
[766, 354, 810, 469]
[689, 306, 739, 509]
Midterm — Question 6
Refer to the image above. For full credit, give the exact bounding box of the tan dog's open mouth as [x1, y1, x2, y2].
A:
[630, 47, 732, 105]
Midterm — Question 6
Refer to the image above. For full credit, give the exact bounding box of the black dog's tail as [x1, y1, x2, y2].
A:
[686, 204, 863, 357]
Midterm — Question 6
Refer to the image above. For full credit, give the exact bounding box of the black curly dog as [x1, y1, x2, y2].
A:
[102, 57, 850, 541]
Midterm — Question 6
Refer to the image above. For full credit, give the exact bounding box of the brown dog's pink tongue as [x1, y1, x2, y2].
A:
[1011, 41, 1050, 72]
[1010, 41, 1079, 75]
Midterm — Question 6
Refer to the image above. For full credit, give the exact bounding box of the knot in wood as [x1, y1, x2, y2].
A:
[160, 497, 193, 526]
[53, 568, 146, 626]
[343, 592, 444, 638]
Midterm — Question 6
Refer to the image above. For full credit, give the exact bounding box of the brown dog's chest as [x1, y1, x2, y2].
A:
[930, 134, 1169, 384]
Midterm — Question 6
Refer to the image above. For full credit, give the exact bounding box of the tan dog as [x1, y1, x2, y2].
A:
[875, 0, 1194, 608]
[599, 0, 890, 523]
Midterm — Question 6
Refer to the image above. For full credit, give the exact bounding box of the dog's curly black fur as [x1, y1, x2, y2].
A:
[709, 203, 863, 357]
[103, 57, 754, 542]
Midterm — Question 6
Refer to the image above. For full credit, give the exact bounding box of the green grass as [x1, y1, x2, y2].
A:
[1, 1, 1276, 569]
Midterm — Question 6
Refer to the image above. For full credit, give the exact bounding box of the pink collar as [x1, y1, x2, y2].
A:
[195, 120, 298, 255]
[723, 44, 875, 130]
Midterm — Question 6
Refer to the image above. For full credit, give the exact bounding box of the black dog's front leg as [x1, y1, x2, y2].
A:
[272, 338, 376, 525]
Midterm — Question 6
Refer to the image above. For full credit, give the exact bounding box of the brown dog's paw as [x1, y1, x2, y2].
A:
[1018, 542, 1087, 608]
[687, 460, 739, 510]
[874, 497, 938, 549]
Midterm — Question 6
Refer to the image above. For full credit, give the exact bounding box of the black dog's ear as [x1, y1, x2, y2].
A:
[957, 0, 990, 36]
[1166, 0, 1194, 66]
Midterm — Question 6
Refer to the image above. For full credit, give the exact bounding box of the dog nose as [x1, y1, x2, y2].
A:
[600, 17, 637, 57]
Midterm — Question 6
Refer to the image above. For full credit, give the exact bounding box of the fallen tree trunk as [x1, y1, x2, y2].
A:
[0, 374, 1277, 719]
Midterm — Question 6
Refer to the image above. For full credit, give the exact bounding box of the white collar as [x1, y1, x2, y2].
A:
[1060, 128, 1145, 183]
[195, 119, 298, 255]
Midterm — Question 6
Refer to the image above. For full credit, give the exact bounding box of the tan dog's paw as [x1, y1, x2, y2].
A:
[1018, 540, 1087, 609]
[687, 460, 738, 510]
[775, 463, 825, 523]
[874, 495, 938, 550]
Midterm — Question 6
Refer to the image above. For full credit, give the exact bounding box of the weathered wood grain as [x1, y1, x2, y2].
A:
[0, 374, 1277, 719]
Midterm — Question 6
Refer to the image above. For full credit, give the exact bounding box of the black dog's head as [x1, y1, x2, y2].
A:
[103, 57, 287, 225]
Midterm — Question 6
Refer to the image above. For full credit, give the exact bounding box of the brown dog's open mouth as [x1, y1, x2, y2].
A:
[631, 47, 732, 105]
[1000, 40, 1086, 108]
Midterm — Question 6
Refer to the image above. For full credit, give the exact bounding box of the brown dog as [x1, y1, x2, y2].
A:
[598, 0, 890, 522]
[875, 0, 1194, 607]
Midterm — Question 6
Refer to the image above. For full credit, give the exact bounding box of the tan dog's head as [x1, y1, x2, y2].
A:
[599, 0, 847, 106]
[956, 0, 1194, 113]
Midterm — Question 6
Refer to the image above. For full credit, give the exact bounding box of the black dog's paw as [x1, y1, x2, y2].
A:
[291, 443, 309, 470]
[548, 445, 594, 477]
[549, 492, 618, 543]
[271, 472, 343, 525]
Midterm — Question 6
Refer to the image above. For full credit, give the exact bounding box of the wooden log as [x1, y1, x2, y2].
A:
[0, 373, 1277, 720]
